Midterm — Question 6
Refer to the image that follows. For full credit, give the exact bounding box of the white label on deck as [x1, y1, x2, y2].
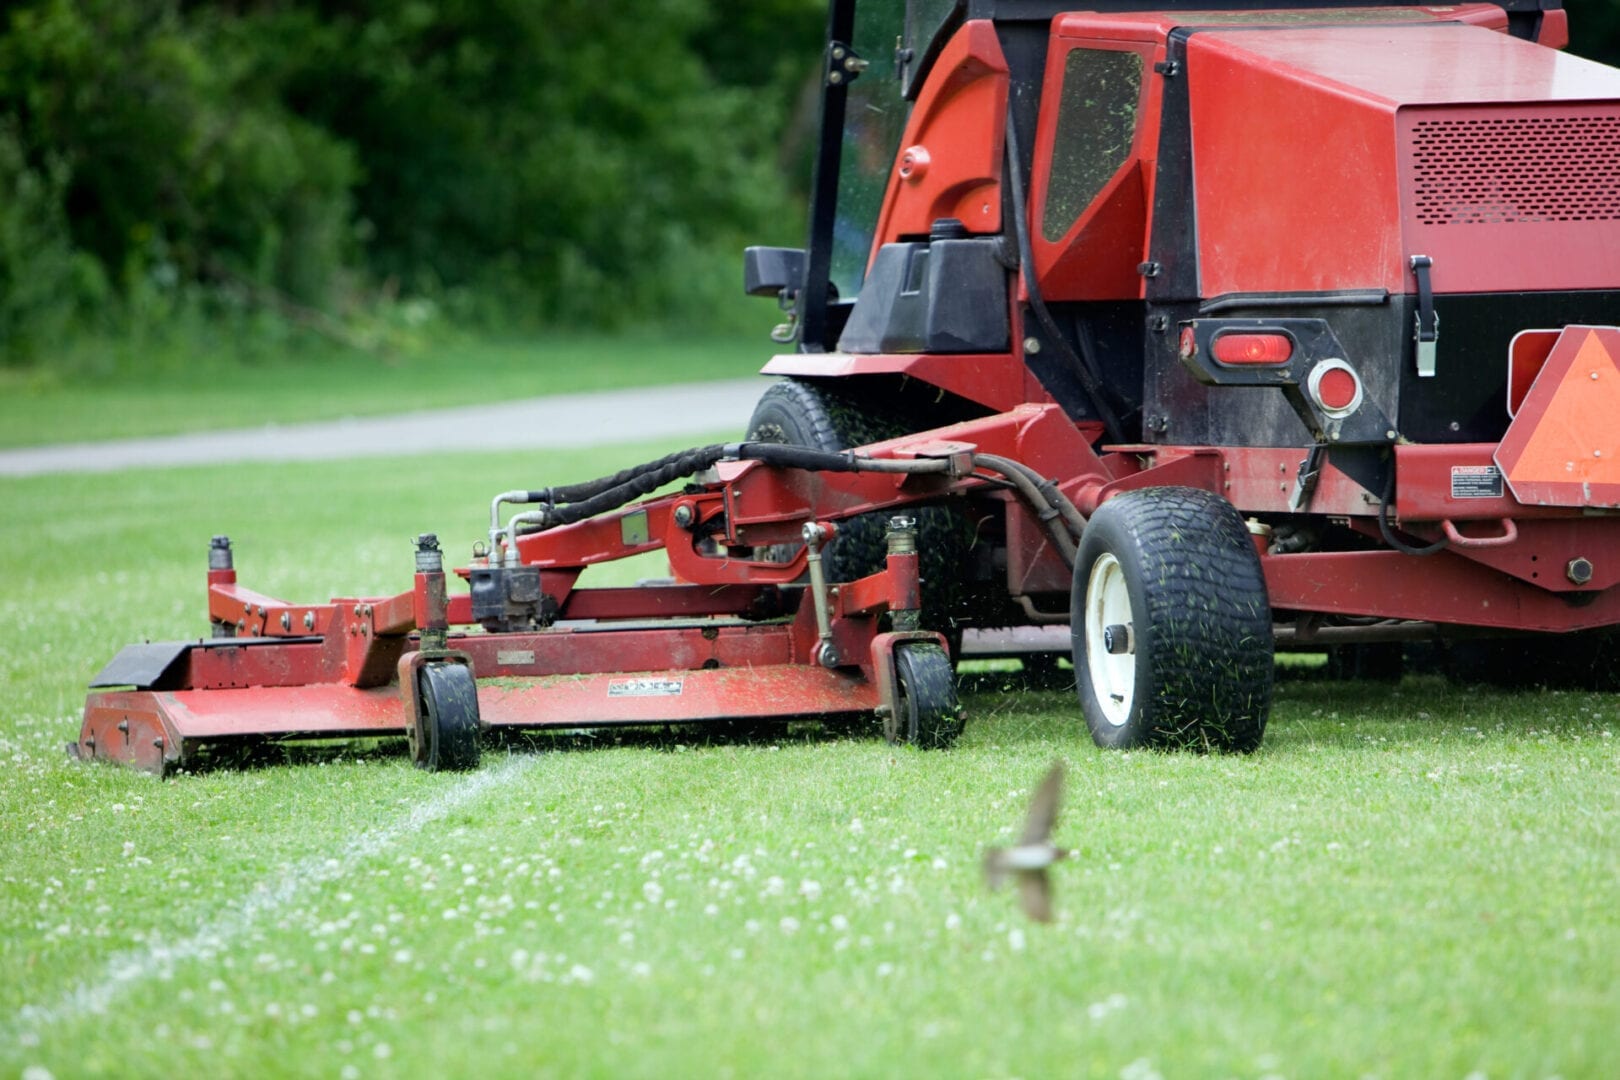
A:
[608, 678, 685, 698]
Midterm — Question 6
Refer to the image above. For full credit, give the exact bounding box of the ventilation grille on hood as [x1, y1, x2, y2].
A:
[1409, 112, 1620, 225]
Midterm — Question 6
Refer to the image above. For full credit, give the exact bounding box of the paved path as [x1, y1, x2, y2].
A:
[0, 378, 772, 477]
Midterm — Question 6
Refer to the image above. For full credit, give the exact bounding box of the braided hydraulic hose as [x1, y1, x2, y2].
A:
[503, 442, 1090, 585]
[510, 442, 954, 536]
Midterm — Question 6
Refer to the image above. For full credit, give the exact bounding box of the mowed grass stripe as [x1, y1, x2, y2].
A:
[9, 754, 535, 1040]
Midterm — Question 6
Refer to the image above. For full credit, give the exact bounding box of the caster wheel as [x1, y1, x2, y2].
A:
[411, 662, 482, 771]
[887, 641, 964, 749]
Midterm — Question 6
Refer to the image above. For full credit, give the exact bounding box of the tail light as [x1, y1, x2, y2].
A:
[1212, 332, 1293, 365]
[1307, 359, 1363, 416]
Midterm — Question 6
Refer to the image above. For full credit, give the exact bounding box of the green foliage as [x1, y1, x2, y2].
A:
[0, 0, 821, 363]
[249, 0, 818, 327]
[0, 1, 358, 315]
[0, 118, 103, 361]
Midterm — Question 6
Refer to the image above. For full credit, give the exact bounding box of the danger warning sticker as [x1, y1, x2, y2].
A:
[608, 678, 685, 698]
[1451, 464, 1504, 499]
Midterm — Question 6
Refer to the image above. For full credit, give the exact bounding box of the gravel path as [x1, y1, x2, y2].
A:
[0, 378, 771, 477]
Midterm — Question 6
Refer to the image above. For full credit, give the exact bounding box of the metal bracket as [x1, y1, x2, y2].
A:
[1289, 444, 1327, 512]
[1410, 255, 1438, 378]
[827, 42, 868, 86]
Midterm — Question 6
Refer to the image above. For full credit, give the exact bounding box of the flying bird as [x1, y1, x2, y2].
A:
[983, 761, 1069, 923]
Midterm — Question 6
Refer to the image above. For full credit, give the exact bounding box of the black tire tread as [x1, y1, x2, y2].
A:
[894, 642, 964, 750]
[418, 663, 482, 771]
[1074, 487, 1272, 752]
[747, 379, 977, 640]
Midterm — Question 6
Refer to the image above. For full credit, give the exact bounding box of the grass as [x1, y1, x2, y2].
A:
[0, 331, 774, 449]
[3, 447, 1618, 1079]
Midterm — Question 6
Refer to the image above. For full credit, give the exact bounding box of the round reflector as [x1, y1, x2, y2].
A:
[1212, 332, 1292, 365]
[1307, 359, 1363, 417]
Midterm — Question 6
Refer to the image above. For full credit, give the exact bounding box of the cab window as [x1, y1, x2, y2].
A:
[1041, 48, 1144, 243]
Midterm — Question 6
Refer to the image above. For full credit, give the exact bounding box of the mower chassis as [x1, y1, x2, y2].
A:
[79, 367, 1620, 773]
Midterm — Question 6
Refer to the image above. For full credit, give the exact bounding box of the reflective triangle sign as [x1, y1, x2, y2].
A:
[1495, 326, 1620, 508]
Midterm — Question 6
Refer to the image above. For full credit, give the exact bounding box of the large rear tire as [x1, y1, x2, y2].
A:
[746, 379, 977, 641]
[1071, 487, 1272, 752]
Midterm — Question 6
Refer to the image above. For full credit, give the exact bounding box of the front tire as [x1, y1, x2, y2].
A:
[746, 379, 977, 642]
[1071, 487, 1272, 753]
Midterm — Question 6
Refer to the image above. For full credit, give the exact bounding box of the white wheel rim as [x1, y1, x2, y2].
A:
[1085, 552, 1135, 727]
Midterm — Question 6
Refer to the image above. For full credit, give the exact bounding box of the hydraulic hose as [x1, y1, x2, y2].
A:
[538, 444, 729, 505]
[973, 453, 1088, 542]
[971, 453, 1085, 568]
[1378, 466, 1448, 556]
[504, 440, 1089, 582]
[510, 441, 955, 535]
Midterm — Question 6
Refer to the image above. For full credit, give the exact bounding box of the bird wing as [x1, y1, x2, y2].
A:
[1018, 761, 1065, 846]
[983, 847, 1008, 891]
[1016, 869, 1054, 923]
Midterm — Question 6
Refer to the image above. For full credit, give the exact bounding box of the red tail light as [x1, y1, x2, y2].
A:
[1307, 359, 1364, 417]
[1212, 332, 1292, 365]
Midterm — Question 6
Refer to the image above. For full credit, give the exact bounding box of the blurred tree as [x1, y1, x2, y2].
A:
[9, 0, 1610, 364]
[1566, 0, 1620, 66]
[0, 0, 822, 358]
[0, 117, 104, 360]
[0, 1, 356, 309]
[248, 0, 821, 324]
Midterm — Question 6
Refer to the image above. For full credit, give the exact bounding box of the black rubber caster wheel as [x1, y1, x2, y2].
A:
[411, 662, 482, 771]
[887, 641, 964, 749]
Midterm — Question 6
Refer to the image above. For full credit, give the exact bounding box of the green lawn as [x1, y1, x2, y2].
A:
[3, 448, 1618, 1078]
[0, 332, 774, 449]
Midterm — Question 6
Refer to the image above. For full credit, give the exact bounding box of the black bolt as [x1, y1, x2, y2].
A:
[1567, 557, 1594, 585]
[1102, 624, 1133, 655]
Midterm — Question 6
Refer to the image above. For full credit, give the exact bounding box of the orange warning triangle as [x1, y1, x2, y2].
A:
[1497, 327, 1620, 507]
